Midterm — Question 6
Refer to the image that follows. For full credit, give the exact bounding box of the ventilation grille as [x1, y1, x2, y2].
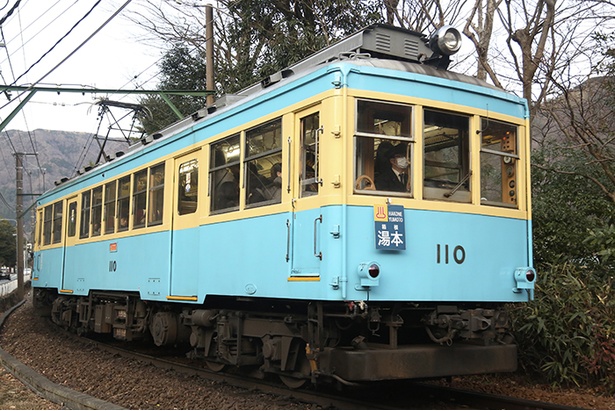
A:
[404, 39, 420, 59]
[374, 32, 392, 53]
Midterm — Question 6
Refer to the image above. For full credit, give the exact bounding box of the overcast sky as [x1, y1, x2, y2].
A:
[0, 0, 164, 135]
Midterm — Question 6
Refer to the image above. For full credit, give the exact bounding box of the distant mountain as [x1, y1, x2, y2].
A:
[0, 129, 128, 235]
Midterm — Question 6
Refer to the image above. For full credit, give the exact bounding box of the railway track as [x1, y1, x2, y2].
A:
[77, 332, 584, 410]
[1, 300, 585, 410]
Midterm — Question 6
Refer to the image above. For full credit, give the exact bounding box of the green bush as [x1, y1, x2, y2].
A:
[509, 263, 615, 393]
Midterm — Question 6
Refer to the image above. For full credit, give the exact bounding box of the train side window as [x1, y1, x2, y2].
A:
[480, 119, 519, 207]
[91, 187, 103, 236]
[148, 164, 165, 226]
[210, 134, 240, 213]
[178, 159, 198, 215]
[43, 205, 52, 245]
[133, 170, 148, 228]
[245, 118, 282, 207]
[354, 100, 412, 195]
[37, 211, 43, 247]
[104, 181, 116, 234]
[117, 176, 131, 232]
[67, 202, 77, 237]
[423, 109, 471, 202]
[79, 191, 91, 239]
[52, 201, 63, 243]
[300, 113, 320, 197]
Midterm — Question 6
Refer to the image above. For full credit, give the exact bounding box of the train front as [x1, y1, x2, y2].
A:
[299, 26, 536, 382]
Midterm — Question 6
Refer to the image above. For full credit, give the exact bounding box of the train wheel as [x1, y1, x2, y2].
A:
[279, 374, 307, 389]
[278, 356, 311, 389]
[205, 361, 226, 372]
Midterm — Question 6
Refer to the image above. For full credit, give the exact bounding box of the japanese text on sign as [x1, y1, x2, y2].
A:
[374, 204, 406, 250]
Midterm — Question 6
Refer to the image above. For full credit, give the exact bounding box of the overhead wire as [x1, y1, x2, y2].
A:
[0, 0, 133, 113]
[0, 0, 133, 217]
[0, 12, 51, 192]
[0, 0, 72, 68]
[0, 0, 21, 27]
[9, 0, 103, 87]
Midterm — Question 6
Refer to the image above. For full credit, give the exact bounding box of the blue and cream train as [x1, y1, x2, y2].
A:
[32, 25, 535, 387]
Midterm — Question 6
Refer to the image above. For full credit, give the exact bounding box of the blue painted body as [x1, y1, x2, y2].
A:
[33, 58, 532, 306]
[35, 205, 531, 303]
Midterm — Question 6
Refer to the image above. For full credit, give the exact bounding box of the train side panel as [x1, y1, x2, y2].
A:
[59, 232, 172, 298]
[343, 206, 531, 302]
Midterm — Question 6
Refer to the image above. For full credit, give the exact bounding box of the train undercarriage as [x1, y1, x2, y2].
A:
[34, 288, 517, 387]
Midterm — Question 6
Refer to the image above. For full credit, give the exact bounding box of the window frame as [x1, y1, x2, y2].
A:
[132, 169, 148, 229]
[148, 163, 165, 226]
[52, 201, 63, 244]
[422, 107, 471, 203]
[177, 159, 199, 216]
[104, 181, 117, 234]
[299, 112, 322, 198]
[116, 175, 131, 232]
[244, 118, 283, 208]
[43, 205, 52, 245]
[479, 118, 520, 208]
[79, 191, 91, 239]
[209, 134, 241, 214]
[91, 186, 103, 237]
[353, 99, 414, 197]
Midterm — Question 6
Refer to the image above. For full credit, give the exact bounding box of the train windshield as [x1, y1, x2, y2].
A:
[423, 109, 471, 202]
[354, 99, 413, 196]
[353, 100, 521, 208]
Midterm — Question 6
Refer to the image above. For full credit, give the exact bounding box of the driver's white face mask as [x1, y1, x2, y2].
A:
[395, 157, 409, 169]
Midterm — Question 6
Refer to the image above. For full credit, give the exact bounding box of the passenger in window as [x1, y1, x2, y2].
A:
[268, 163, 282, 202]
[247, 163, 270, 204]
[119, 216, 128, 229]
[137, 209, 146, 225]
[213, 155, 240, 211]
[213, 149, 239, 187]
[216, 181, 239, 209]
[375, 143, 409, 192]
[374, 141, 393, 180]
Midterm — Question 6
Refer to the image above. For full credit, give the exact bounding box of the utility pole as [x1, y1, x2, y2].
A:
[15, 152, 25, 300]
[14, 151, 37, 301]
[205, 3, 215, 107]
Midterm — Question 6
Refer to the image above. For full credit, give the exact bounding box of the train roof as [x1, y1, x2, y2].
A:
[44, 25, 519, 199]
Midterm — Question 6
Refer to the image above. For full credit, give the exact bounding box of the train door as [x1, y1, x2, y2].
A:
[290, 107, 323, 277]
[170, 150, 201, 297]
[62, 196, 78, 289]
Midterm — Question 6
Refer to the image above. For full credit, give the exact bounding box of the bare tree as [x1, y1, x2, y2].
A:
[385, 0, 468, 33]
[463, 0, 504, 84]
[534, 68, 615, 203]
[387, 1, 615, 201]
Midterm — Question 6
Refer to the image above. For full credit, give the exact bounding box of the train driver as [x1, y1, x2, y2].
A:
[374, 143, 409, 192]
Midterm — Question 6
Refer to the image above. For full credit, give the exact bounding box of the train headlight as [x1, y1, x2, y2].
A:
[358, 262, 380, 288]
[429, 26, 462, 56]
[513, 267, 536, 293]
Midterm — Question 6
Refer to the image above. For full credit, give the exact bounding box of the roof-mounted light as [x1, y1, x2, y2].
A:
[429, 26, 462, 56]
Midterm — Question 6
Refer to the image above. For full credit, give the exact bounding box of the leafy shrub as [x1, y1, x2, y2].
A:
[509, 263, 615, 393]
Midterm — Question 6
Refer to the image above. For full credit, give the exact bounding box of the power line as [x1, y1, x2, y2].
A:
[0, 0, 73, 68]
[0, 0, 135, 220]
[10, 0, 103, 87]
[0, 0, 134, 114]
[0, 0, 21, 27]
